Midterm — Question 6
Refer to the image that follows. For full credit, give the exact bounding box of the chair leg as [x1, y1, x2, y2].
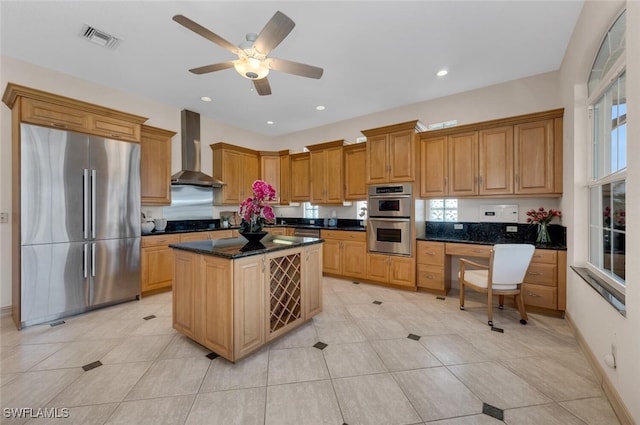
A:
[498, 295, 504, 309]
[515, 293, 528, 325]
[487, 291, 493, 326]
[459, 283, 465, 310]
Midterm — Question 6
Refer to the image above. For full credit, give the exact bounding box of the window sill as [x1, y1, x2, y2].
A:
[571, 266, 626, 317]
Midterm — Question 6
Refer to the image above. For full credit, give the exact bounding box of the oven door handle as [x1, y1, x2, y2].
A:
[369, 194, 412, 199]
[369, 217, 411, 222]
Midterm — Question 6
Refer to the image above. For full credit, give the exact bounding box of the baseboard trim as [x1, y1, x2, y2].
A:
[0, 305, 12, 318]
[565, 312, 636, 425]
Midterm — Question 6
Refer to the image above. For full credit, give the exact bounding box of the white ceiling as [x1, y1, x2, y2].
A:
[1, 1, 583, 137]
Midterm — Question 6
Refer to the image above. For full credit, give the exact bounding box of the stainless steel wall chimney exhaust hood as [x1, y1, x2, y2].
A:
[171, 109, 225, 187]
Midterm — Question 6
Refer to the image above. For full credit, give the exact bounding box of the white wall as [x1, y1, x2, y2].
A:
[559, 1, 639, 421]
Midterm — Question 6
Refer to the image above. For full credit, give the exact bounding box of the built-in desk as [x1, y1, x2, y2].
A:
[416, 240, 566, 315]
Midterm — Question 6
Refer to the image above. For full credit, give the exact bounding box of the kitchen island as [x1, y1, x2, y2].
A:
[170, 234, 323, 362]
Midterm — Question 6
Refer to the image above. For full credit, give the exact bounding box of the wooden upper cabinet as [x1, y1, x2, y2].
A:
[279, 151, 291, 205]
[260, 153, 280, 194]
[290, 152, 310, 202]
[389, 129, 416, 182]
[141, 125, 175, 205]
[479, 126, 513, 196]
[211, 143, 259, 205]
[447, 131, 478, 196]
[3, 83, 147, 142]
[309, 140, 345, 205]
[419, 136, 447, 198]
[362, 121, 421, 184]
[365, 134, 388, 184]
[21, 97, 90, 132]
[260, 150, 291, 205]
[418, 109, 563, 198]
[343, 143, 367, 200]
[514, 119, 555, 195]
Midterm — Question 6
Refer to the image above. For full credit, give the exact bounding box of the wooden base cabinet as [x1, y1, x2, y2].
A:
[141, 234, 181, 296]
[320, 230, 366, 279]
[366, 253, 415, 287]
[172, 244, 323, 362]
[416, 241, 451, 295]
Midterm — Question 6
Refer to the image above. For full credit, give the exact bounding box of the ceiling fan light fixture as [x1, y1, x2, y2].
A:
[234, 56, 270, 80]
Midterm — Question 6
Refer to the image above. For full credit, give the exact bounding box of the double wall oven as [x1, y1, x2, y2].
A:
[367, 183, 413, 256]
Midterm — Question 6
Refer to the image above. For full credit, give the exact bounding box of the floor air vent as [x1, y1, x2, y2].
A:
[80, 24, 121, 49]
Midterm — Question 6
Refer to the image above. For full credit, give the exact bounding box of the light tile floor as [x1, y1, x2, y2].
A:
[0, 276, 621, 425]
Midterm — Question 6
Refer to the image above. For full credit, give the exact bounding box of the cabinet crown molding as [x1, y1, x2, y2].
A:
[305, 139, 349, 151]
[361, 120, 423, 137]
[418, 108, 564, 140]
[2, 82, 148, 124]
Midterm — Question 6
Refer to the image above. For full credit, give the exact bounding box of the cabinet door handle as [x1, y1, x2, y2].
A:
[110, 134, 122, 139]
[262, 258, 266, 272]
[427, 274, 435, 279]
[51, 122, 67, 128]
[515, 174, 519, 184]
[426, 251, 435, 256]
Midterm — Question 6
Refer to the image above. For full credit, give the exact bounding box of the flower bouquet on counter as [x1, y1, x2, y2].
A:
[238, 180, 277, 238]
[525, 207, 561, 244]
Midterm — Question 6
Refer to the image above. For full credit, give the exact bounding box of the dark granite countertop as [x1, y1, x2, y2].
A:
[169, 234, 324, 259]
[419, 222, 567, 251]
[417, 235, 567, 250]
[266, 224, 366, 232]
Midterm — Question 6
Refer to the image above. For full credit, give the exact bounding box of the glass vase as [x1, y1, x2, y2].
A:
[536, 222, 551, 244]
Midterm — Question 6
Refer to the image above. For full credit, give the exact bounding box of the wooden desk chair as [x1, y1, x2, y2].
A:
[459, 244, 535, 326]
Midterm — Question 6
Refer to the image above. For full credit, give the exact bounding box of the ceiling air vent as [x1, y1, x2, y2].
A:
[80, 24, 121, 49]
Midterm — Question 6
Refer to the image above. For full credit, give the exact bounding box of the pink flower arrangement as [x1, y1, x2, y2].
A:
[238, 180, 277, 233]
[525, 207, 561, 225]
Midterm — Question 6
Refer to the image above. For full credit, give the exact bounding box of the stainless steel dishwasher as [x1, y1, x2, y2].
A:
[293, 228, 321, 238]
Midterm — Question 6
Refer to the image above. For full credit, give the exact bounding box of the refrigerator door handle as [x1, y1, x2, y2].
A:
[91, 169, 97, 240]
[83, 169, 90, 240]
[91, 242, 96, 278]
[89, 242, 96, 305]
[83, 243, 88, 278]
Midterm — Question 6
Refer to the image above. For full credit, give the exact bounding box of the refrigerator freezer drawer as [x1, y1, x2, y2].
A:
[21, 242, 88, 326]
[91, 238, 141, 306]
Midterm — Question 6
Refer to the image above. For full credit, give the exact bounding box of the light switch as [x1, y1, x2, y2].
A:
[0, 212, 8, 223]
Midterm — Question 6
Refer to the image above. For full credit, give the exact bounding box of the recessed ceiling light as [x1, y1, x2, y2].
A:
[316, 105, 325, 111]
[266, 120, 274, 125]
[200, 96, 212, 102]
[437, 69, 448, 77]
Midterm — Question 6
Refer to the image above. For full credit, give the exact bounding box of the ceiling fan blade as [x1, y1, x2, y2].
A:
[253, 11, 295, 55]
[189, 61, 235, 75]
[173, 15, 238, 54]
[269, 58, 323, 79]
[253, 78, 272, 96]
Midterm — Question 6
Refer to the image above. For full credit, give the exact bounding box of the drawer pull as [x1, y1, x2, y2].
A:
[472, 249, 485, 253]
[427, 251, 435, 255]
[51, 122, 67, 128]
[527, 271, 541, 276]
[527, 292, 541, 297]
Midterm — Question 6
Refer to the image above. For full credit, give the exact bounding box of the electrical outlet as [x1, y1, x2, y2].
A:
[0, 212, 8, 223]
[506, 225, 518, 232]
[309, 220, 315, 225]
[454, 223, 463, 230]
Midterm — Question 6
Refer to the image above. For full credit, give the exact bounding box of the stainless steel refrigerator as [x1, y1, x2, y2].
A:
[20, 124, 140, 327]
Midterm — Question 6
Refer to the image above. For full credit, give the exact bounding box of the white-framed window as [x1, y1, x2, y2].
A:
[303, 202, 318, 219]
[429, 199, 458, 222]
[587, 10, 626, 290]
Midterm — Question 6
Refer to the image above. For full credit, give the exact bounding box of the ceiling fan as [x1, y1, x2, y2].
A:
[173, 11, 323, 96]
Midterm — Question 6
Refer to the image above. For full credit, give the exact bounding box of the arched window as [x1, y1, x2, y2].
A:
[588, 10, 626, 290]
